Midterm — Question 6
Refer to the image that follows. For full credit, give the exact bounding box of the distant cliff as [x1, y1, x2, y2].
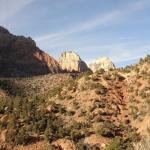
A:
[89, 57, 115, 72]
[0, 26, 62, 77]
[59, 51, 89, 72]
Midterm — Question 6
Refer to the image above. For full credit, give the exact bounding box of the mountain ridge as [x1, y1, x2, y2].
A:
[0, 26, 62, 77]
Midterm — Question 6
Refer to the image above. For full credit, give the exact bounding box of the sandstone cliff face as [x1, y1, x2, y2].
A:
[0, 26, 61, 77]
[89, 57, 115, 72]
[59, 51, 89, 72]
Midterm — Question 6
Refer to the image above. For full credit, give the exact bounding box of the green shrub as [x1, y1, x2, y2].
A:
[44, 128, 53, 142]
[96, 123, 115, 138]
[105, 137, 129, 150]
[49, 85, 63, 97]
[130, 105, 139, 120]
[95, 68, 105, 75]
[70, 129, 84, 142]
[67, 110, 75, 116]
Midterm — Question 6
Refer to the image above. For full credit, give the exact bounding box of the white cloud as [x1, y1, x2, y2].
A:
[35, 11, 120, 42]
[35, 0, 149, 43]
[34, 0, 150, 67]
[0, 0, 35, 23]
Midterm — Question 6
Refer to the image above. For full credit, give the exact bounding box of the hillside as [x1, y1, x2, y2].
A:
[0, 55, 150, 150]
[0, 26, 62, 77]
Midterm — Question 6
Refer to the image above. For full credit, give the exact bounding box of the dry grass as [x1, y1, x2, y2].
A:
[133, 136, 150, 150]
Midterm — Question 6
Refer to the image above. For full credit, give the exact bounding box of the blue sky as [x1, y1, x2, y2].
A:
[0, 0, 150, 67]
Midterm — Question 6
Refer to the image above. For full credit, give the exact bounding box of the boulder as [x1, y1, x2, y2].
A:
[89, 57, 115, 72]
[0, 115, 9, 123]
[0, 130, 7, 142]
[52, 139, 76, 150]
[59, 51, 89, 72]
[84, 134, 108, 149]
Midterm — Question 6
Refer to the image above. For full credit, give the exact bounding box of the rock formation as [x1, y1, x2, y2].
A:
[59, 51, 89, 72]
[89, 57, 115, 72]
[52, 139, 76, 150]
[0, 26, 62, 77]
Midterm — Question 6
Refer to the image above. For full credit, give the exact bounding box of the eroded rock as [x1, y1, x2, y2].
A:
[0, 26, 62, 77]
[89, 57, 115, 72]
[52, 139, 76, 150]
[59, 51, 89, 72]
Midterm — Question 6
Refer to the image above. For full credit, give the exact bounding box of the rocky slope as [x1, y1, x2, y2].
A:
[0, 31, 150, 150]
[118, 55, 150, 137]
[59, 51, 89, 72]
[89, 57, 115, 72]
[0, 26, 62, 77]
[0, 51, 150, 149]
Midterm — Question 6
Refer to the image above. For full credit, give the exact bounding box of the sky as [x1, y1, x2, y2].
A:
[0, 0, 150, 67]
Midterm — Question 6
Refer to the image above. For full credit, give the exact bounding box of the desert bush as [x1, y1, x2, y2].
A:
[91, 76, 100, 82]
[95, 68, 105, 75]
[67, 79, 78, 91]
[77, 71, 93, 80]
[70, 129, 84, 142]
[120, 67, 131, 73]
[72, 101, 79, 109]
[96, 122, 115, 138]
[49, 85, 63, 97]
[5, 127, 31, 145]
[39, 145, 57, 150]
[146, 98, 150, 111]
[87, 82, 105, 90]
[130, 105, 139, 120]
[140, 91, 147, 99]
[67, 110, 76, 116]
[0, 79, 24, 96]
[44, 128, 53, 142]
[0, 95, 66, 145]
[103, 74, 112, 80]
[65, 95, 73, 100]
[128, 86, 134, 93]
[93, 100, 106, 108]
[84, 76, 91, 81]
[79, 109, 87, 117]
[104, 137, 130, 150]
[139, 55, 150, 64]
[95, 87, 107, 95]
[136, 82, 142, 87]
[71, 121, 89, 130]
[75, 139, 86, 150]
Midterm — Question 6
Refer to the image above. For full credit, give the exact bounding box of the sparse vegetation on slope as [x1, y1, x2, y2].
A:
[0, 54, 150, 150]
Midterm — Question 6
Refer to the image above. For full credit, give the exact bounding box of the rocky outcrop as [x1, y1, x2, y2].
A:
[0, 26, 62, 77]
[89, 57, 115, 72]
[59, 51, 89, 72]
[52, 139, 76, 150]
[84, 134, 107, 149]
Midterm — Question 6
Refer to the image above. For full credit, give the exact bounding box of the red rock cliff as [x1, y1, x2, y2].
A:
[0, 26, 62, 77]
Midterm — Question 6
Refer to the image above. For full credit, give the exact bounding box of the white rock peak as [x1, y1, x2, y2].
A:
[89, 57, 115, 72]
[59, 51, 89, 72]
